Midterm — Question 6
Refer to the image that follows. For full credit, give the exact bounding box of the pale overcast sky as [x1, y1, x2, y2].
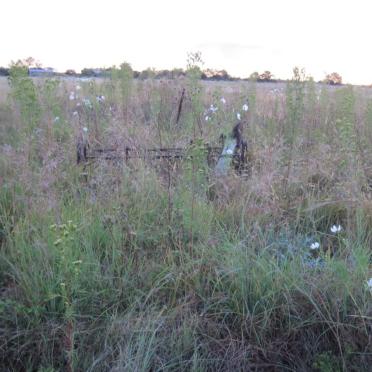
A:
[1, 0, 372, 84]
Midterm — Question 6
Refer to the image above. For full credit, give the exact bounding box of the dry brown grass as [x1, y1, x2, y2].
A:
[0, 75, 371, 371]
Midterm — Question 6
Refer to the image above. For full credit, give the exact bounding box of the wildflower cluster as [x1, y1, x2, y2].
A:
[302, 223, 349, 270]
[203, 99, 248, 123]
[96, 95, 105, 103]
[50, 220, 78, 247]
[204, 103, 219, 121]
[69, 84, 81, 101]
[236, 103, 249, 121]
[310, 242, 320, 250]
[308, 224, 343, 255]
[68, 84, 105, 119]
[330, 224, 342, 233]
[49, 220, 81, 314]
[82, 98, 92, 108]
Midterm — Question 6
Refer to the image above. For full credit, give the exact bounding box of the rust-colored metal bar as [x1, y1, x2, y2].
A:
[85, 146, 222, 163]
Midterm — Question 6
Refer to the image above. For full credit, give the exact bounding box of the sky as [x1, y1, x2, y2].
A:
[1, 0, 372, 84]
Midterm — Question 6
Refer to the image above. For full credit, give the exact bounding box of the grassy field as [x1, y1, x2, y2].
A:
[0, 67, 371, 371]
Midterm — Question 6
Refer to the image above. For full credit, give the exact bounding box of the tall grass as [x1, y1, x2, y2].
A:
[0, 67, 371, 371]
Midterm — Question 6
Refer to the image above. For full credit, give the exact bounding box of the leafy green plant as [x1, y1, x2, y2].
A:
[112, 61, 133, 120]
[8, 61, 41, 137]
[50, 220, 80, 371]
[283, 67, 306, 203]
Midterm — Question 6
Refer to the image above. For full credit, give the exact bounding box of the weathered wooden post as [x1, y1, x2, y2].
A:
[76, 129, 88, 164]
[215, 121, 247, 176]
[175, 88, 185, 125]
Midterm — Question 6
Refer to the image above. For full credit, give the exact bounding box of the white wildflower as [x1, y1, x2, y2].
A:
[53, 116, 60, 123]
[205, 115, 210, 121]
[73, 111, 78, 116]
[236, 112, 241, 120]
[76, 85, 81, 91]
[310, 242, 320, 250]
[226, 149, 234, 155]
[83, 127, 88, 132]
[76, 102, 81, 107]
[242, 103, 249, 111]
[367, 278, 372, 289]
[69, 92, 75, 100]
[96, 95, 105, 103]
[210, 104, 218, 113]
[220, 97, 226, 104]
[330, 225, 342, 233]
[83, 98, 92, 107]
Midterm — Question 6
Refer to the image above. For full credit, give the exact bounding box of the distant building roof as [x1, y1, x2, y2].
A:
[29, 67, 54, 76]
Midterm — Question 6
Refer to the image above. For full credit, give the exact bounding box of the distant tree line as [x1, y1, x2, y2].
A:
[324, 72, 342, 85]
[74, 68, 345, 85]
[0, 58, 346, 85]
[74, 67, 236, 81]
[249, 70, 276, 82]
[0, 67, 9, 76]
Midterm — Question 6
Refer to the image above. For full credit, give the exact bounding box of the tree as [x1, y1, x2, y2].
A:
[170, 68, 185, 79]
[65, 69, 76, 76]
[154, 69, 170, 79]
[81, 68, 95, 77]
[201, 69, 232, 80]
[139, 67, 156, 80]
[325, 72, 342, 85]
[249, 72, 259, 81]
[0, 67, 9, 76]
[8, 57, 41, 77]
[259, 70, 274, 82]
[19, 57, 42, 68]
[201, 68, 216, 79]
[9, 57, 42, 69]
